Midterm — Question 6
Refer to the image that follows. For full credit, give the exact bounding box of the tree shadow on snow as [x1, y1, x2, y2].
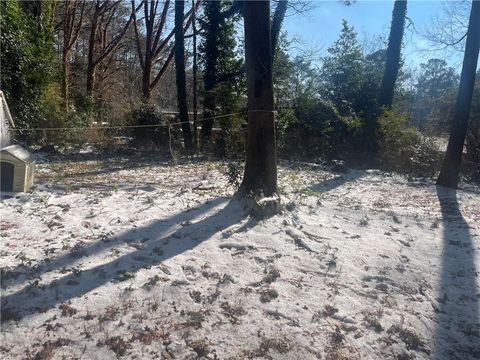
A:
[307, 169, 364, 193]
[434, 186, 480, 359]
[2, 197, 229, 288]
[1, 197, 256, 323]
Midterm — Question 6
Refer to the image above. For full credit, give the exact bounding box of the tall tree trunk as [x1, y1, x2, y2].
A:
[437, 0, 480, 188]
[271, 0, 288, 58]
[60, 0, 85, 111]
[379, 0, 407, 108]
[200, 0, 220, 147]
[192, 0, 198, 152]
[174, 0, 194, 152]
[238, 0, 277, 197]
[142, 60, 152, 102]
[143, 17, 153, 102]
[86, 5, 99, 100]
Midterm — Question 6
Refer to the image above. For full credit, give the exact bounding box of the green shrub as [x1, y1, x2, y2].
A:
[225, 161, 242, 188]
[72, 90, 94, 114]
[218, 113, 247, 159]
[127, 104, 171, 151]
[277, 101, 361, 160]
[377, 110, 442, 177]
[37, 83, 67, 144]
[464, 124, 479, 184]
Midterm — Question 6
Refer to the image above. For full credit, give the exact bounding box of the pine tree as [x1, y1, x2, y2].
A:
[412, 59, 459, 129]
[199, 0, 242, 147]
[320, 20, 364, 116]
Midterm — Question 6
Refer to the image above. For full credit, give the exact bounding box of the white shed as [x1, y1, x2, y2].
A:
[1, 91, 35, 193]
[1, 145, 35, 193]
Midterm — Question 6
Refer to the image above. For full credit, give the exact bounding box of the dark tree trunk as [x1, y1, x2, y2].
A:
[142, 0, 154, 102]
[192, 0, 198, 152]
[437, 0, 480, 188]
[86, 4, 99, 100]
[379, 0, 407, 108]
[200, 1, 221, 147]
[271, 0, 288, 57]
[174, 0, 194, 152]
[142, 67, 152, 102]
[238, 0, 277, 197]
[60, 0, 85, 111]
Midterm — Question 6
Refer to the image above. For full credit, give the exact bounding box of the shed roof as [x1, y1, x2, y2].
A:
[1, 145, 35, 163]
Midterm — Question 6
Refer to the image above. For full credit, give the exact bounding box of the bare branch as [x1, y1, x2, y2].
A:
[152, 0, 171, 54]
[420, 0, 470, 54]
[151, 48, 175, 88]
[132, 0, 145, 70]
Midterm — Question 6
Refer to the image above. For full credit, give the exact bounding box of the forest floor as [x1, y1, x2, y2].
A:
[1, 153, 479, 360]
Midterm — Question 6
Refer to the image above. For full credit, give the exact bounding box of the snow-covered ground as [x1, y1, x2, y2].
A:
[1, 155, 479, 359]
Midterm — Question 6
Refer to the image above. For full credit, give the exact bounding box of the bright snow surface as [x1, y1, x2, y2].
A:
[1, 156, 479, 359]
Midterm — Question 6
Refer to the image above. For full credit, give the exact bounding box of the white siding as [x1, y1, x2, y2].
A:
[0, 96, 11, 148]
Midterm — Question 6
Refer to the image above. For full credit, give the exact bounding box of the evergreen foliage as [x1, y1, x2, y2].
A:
[320, 20, 365, 116]
[198, 0, 244, 144]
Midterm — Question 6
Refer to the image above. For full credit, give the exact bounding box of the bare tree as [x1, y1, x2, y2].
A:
[86, 1, 133, 100]
[238, 0, 277, 197]
[131, 0, 198, 102]
[437, 0, 480, 188]
[59, 0, 86, 110]
[422, 1, 471, 54]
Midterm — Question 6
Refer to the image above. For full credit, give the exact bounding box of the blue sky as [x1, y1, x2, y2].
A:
[282, 0, 465, 71]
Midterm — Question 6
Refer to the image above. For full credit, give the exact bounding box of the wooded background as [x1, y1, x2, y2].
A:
[1, 0, 479, 188]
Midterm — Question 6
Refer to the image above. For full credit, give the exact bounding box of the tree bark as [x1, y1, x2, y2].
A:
[379, 0, 407, 108]
[86, 1, 100, 99]
[174, 0, 194, 152]
[192, 0, 198, 152]
[437, 0, 480, 188]
[238, 0, 277, 197]
[61, 0, 85, 111]
[142, 64, 152, 102]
